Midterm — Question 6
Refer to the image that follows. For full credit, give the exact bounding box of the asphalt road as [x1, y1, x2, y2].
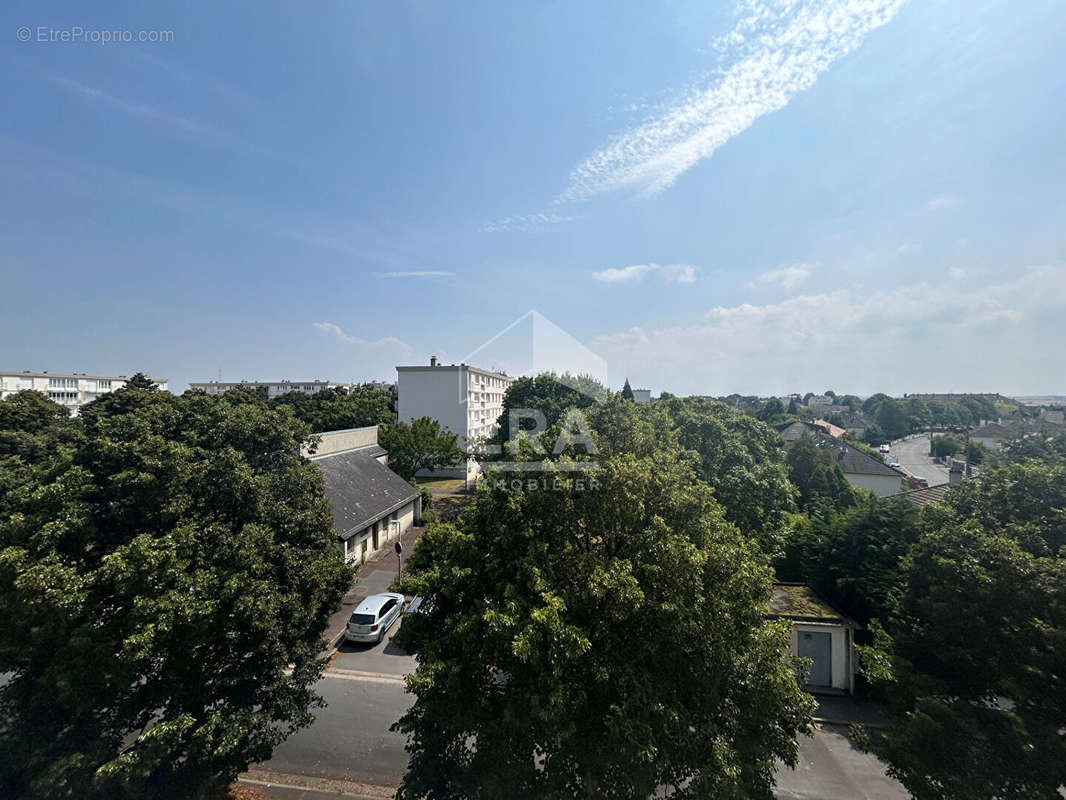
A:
[891, 434, 949, 486]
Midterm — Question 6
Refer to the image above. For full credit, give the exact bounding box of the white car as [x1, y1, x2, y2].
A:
[345, 592, 405, 644]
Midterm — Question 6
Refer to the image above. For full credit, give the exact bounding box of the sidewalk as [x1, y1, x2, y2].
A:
[320, 526, 424, 654]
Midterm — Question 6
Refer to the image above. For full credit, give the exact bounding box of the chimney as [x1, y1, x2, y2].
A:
[430, 356, 438, 367]
[949, 457, 965, 486]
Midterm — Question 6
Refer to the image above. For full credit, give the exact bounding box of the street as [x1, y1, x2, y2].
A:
[890, 434, 949, 486]
[245, 617, 907, 800]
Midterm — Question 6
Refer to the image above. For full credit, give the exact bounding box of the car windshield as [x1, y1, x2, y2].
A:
[349, 613, 375, 625]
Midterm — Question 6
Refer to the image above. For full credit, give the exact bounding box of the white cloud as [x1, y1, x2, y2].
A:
[561, 0, 906, 201]
[592, 265, 1066, 395]
[376, 271, 454, 279]
[928, 193, 961, 210]
[480, 212, 580, 232]
[593, 263, 697, 284]
[745, 264, 813, 290]
[312, 322, 412, 352]
[949, 266, 966, 279]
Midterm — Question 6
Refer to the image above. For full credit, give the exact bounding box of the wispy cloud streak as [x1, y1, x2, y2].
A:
[562, 0, 906, 201]
[312, 322, 412, 351]
[480, 212, 579, 232]
[593, 263, 697, 284]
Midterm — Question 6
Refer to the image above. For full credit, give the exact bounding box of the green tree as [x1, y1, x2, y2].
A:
[868, 524, 1066, 799]
[859, 461, 1066, 798]
[0, 384, 351, 800]
[665, 397, 797, 553]
[620, 377, 634, 401]
[784, 434, 855, 512]
[930, 434, 960, 459]
[757, 397, 786, 422]
[787, 396, 800, 415]
[902, 397, 931, 432]
[488, 373, 607, 454]
[392, 399, 814, 799]
[379, 417, 464, 481]
[862, 392, 892, 414]
[271, 385, 393, 432]
[875, 398, 908, 441]
[124, 372, 159, 390]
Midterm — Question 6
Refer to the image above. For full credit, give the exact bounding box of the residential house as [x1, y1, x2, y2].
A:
[829, 442, 907, 496]
[307, 426, 421, 564]
[969, 422, 1015, 450]
[767, 583, 859, 694]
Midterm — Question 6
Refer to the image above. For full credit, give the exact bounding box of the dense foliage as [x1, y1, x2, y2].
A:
[0, 381, 351, 799]
[662, 396, 797, 553]
[210, 384, 394, 432]
[379, 417, 464, 481]
[393, 400, 814, 799]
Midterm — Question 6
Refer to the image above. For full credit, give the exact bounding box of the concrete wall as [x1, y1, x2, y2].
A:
[791, 623, 853, 693]
[341, 499, 416, 565]
[397, 368, 469, 445]
[844, 473, 905, 497]
[305, 426, 379, 458]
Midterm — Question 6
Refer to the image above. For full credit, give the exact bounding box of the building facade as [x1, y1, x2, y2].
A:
[0, 371, 169, 415]
[631, 388, 652, 403]
[768, 583, 859, 694]
[189, 380, 353, 398]
[309, 426, 421, 564]
[396, 357, 515, 477]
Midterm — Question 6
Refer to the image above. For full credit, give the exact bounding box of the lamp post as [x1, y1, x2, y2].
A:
[395, 540, 403, 580]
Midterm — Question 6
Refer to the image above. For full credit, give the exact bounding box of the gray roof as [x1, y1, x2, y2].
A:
[314, 447, 418, 537]
[767, 583, 859, 628]
[829, 443, 906, 477]
[896, 483, 952, 508]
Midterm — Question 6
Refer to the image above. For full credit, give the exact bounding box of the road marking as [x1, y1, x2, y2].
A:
[240, 769, 396, 799]
[324, 667, 408, 685]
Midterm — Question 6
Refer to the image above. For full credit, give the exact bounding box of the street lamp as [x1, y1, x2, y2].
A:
[395, 540, 403, 580]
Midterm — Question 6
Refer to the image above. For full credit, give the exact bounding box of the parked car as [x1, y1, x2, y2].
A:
[879, 443, 891, 454]
[345, 592, 406, 644]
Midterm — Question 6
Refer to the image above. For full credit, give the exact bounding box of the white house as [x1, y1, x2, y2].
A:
[767, 583, 859, 694]
[396, 357, 515, 478]
[631, 388, 652, 403]
[308, 427, 421, 564]
[969, 422, 1014, 450]
[0, 370, 168, 415]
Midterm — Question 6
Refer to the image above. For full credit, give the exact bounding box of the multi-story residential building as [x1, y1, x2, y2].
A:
[632, 388, 652, 403]
[189, 380, 352, 398]
[0, 371, 169, 415]
[396, 356, 515, 477]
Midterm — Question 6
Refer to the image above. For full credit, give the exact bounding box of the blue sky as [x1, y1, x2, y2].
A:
[2, 0, 1064, 396]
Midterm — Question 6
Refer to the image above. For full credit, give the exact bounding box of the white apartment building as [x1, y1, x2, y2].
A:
[189, 380, 352, 398]
[396, 357, 515, 477]
[0, 371, 169, 415]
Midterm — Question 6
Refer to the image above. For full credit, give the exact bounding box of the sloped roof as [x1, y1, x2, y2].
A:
[313, 447, 419, 537]
[896, 483, 951, 508]
[970, 423, 1014, 438]
[767, 583, 858, 627]
[830, 443, 905, 477]
[812, 419, 846, 438]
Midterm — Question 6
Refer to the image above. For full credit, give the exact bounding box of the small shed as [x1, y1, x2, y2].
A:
[767, 583, 859, 694]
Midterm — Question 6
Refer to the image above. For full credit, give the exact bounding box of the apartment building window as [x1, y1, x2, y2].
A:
[98, 380, 111, 390]
[48, 377, 77, 389]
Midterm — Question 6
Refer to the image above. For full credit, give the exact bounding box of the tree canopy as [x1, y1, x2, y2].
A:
[393, 399, 814, 799]
[663, 396, 797, 553]
[379, 416, 464, 481]
[0, 385, 351, 799]
[269, 385, 394, 432]
[856, 460, 1066, 798]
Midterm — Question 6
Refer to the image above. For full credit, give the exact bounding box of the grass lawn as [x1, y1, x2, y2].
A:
[417, 477, 468, 493]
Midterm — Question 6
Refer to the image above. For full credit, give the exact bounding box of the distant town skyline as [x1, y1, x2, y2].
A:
[2, 0, 1065, 395]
